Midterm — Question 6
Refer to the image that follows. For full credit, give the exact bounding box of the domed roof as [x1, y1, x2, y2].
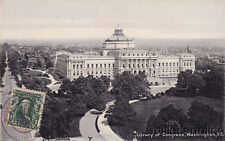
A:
[105, 27, 132, 42]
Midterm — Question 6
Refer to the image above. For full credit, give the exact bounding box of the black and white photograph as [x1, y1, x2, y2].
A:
[0, 0, 224, 141]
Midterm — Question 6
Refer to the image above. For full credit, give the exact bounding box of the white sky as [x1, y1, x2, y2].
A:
[0, 0, 225, 39]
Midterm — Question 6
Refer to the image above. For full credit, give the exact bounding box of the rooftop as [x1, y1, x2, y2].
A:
[105, 27, 133, 42]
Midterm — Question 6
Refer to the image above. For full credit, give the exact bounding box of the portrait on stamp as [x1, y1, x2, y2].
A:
[7, 88, 46, 131]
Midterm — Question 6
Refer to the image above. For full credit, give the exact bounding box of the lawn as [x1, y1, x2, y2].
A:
[110, 95, 224, 141]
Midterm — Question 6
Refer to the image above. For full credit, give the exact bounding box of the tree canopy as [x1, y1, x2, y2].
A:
[40, 75, 111, 138]
[108, 71, 150, 126]
[146, 101, 223, 135]
[175, 59, 224, 98]
[111, 71, 150, 101]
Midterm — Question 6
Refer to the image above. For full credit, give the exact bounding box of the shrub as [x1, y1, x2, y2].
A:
[151, 95, 156, 99]
[146, 95, 152, 100]
[165, 87, 177, 96]
[43, 73, 49, 78]
[155, 82, 159, 86]
[161, 92, 165, 96]
[156, 93, 161, 98]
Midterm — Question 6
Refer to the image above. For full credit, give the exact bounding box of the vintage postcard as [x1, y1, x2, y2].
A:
[0, 0, 224, 141]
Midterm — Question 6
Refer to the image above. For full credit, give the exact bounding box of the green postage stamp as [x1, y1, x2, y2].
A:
[7, 88, 46, 131]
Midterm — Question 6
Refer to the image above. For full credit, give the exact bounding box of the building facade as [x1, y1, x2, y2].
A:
[55, 27, 195, 83]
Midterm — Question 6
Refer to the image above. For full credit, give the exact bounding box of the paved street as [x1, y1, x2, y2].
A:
[79, 109, 105, 141]
[0, 52, 33, 141]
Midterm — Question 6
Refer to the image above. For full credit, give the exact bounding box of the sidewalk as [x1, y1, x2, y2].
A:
[79, 109, 105, 141]
[97, 111, 126, 141]
[97, 100, 127, 141]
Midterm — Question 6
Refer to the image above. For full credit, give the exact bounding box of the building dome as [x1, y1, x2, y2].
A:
[101, 27, 135, 55]
[106, 26, 132, 42]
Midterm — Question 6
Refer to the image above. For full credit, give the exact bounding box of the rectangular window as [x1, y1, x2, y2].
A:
[170, 63, 171, 66]
[73, 65, 75, 69]
[96, 64, 98, 68]
[77, 64, 79, 69]
[108, 64, 111, 68]
[162, 63, 164, 66]
[87, 64, 89, 68]
[92, 64, 94, 68]
[142, 64, 144, 68]
[173, 63, 175, 66]
[123, 64, 125, 68]
[80, 64, 82, 68]
[177, 62, 179, 66]
[100, 64, 102, 68]
[158, 63, 160, 66]
[113, 64, 115, 68]
[129, 64, 131, 68]
[166, 63, 168, 66]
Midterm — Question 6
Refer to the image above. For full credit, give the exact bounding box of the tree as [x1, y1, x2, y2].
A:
[194, 56, 224, 98]
[40, 75, 111, 138]
[0, 44, 7, 86]
[44, 56, 53, 68]
[202, 62, 224, 98]
[108, 71, 149, 126]
[146, 104, 187, 133]
[111, 71, 150, 100]
[187, 101, 223, 128]
[108, 99, 136, 126]
[58, 79, 73, 95]
[40, 94, 72, 138]
[157, 104, 186, 127]
[21, 59, 28, 68]
[176, 70, 206, 97]
[59, 76, 107, 111]
[99, 75, 110, 89]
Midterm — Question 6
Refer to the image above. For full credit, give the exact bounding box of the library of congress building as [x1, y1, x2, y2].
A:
[55, 27, 195, 84]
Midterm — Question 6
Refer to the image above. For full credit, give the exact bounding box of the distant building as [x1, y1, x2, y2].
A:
[55, 27, 195, 83]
